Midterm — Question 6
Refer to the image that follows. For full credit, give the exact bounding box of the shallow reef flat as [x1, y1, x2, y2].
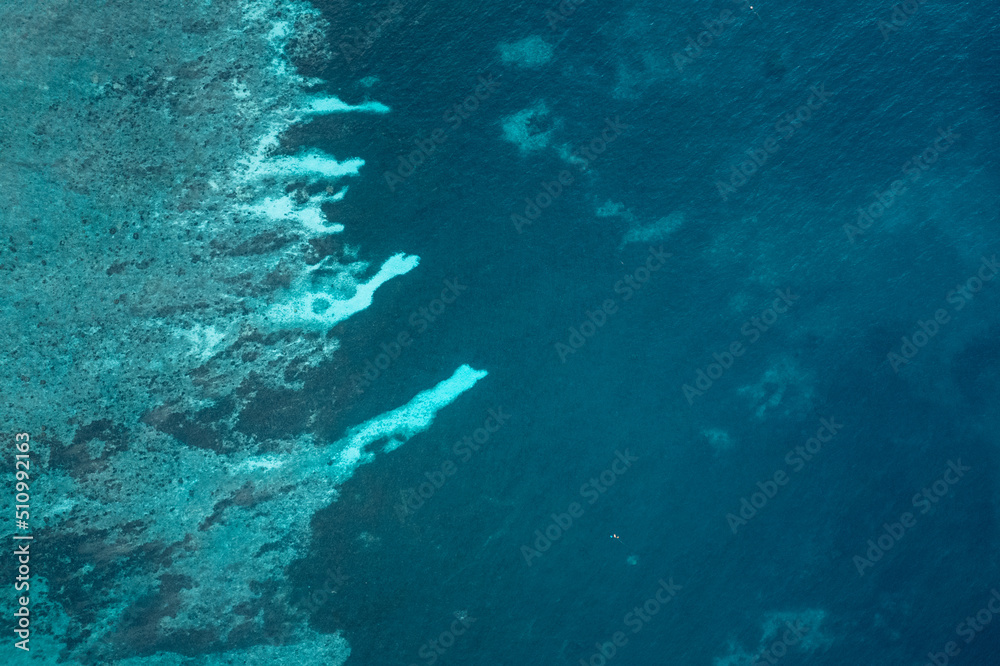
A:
[0, 1, 455, 663]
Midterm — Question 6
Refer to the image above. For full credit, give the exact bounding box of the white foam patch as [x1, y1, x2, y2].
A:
[337, 363, 489, 460]
[498, 35, 554, 68]
[178, 323, 228, 362]
[268, 20, 291, 41]
[233, 455, 286, 473]
[303, 95, 390, 115]
[250, 149, 365, 182]
[246, 193, 346, 234]
[264, 252, 420, 331]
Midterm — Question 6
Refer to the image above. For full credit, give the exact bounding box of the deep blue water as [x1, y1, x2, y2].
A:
[270, 1, 1000, 664]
